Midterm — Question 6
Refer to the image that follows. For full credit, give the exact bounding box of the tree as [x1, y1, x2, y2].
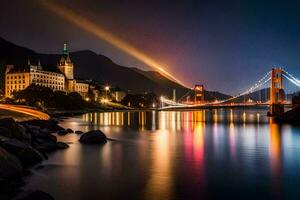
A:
[13, 84, 86, 110]
[121, 93, 159, 108]
[13, 84, 53, 107]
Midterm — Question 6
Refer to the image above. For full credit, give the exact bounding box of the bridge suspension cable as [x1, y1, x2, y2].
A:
[216, 70, 271, 104]
[282, 70, 300, 87]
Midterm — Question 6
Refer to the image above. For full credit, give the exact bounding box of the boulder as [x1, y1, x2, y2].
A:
[40, 128, 50, 135]
[0, 146, 22, 181]
[1, 139, 45, 167]
[35, 142, 58, 153]
[75, 130, 83, 134]
[66, 128, 74, 133]
[79, 130, 107, 144]
[56, 142, 69, 149]
[12, 190, 54, 200]
[0, 118, 30, 141]
[21, 120, 64, 132]
[57, 130, 68, 135]
[34, 134, 57, 145]
[36, 141, 69, 152]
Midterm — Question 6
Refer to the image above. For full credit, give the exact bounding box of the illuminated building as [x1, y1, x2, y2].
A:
[58, 43, 89, 97]
[74, 80, 89, 97]
[5, 61, 65, 97]
[58, 43, 74, 80]
[5, 44, 90, 98]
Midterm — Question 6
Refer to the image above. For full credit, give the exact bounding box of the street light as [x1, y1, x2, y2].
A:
[105, 86, 110, 99]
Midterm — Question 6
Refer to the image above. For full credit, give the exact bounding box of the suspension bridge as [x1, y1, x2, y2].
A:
[160, 67, 300, 116]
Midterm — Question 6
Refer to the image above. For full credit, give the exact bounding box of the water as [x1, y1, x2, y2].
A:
[24, 108, 300, 200]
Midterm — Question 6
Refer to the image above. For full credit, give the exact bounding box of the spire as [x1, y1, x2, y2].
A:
[38, 60, 41, 66]
[63, 43, 68, 56]
[27, 58, 31, 66]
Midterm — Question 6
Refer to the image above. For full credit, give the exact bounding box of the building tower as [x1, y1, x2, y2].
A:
[58, 43, 74, 80]
[194, 84, 205, 104]
[270, 67, 285, 116]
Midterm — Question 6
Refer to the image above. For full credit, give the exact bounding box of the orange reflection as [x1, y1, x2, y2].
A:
[269, 118, 283, 198]
[183, 119, 206, 195]
[127, 112, 130, 126]
[193, 121, 205, 165]
[83, 112, 125, 126]
[230, 109, 234, 123]
[229, 122, 236, 158]
[269, 119, 281, 173]
[144, 130, 173, 199]
[213, 109, 218, 123]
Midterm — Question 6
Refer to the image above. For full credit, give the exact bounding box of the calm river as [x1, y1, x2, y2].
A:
[24, 108, 300, 199]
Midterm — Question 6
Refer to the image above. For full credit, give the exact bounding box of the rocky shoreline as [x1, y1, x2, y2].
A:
[0, 118, 107, 200]
[277, 105, 300, 125]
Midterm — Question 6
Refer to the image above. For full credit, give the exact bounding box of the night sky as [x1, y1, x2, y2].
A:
[0, 0, 300, 95]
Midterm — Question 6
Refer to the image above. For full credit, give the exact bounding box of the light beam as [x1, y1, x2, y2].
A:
[39, 0, 188, 87]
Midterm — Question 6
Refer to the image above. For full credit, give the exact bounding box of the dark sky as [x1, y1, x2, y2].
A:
[0, 0, 300, 94]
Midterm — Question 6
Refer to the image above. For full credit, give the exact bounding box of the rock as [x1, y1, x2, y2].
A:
[0, 118, 30, 141]
[40, 128, 50, 135]
[79, 130, 107, 144]
[75, 130, 83, 134]
[282, 106, 300, 124]
[0, 146, 22, 181]
[35, 142, 58, 153]
[66, 128, 74, 133]
[1, 139, 45, 167]
[48, 134, 57, 143]
[34, 134, 57, 144]
[56, 142, 69, 149]
[36, 141, 69, 152]
[12, 190, 54, 200]
[57, 130, 68, 135]
[20, 120, 64, 132]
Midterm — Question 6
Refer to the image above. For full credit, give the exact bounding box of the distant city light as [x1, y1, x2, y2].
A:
[105, 86, 110, 91]
[101, 98, 109, 103]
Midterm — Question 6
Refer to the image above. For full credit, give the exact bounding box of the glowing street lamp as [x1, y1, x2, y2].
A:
[104, 86, 110, 99]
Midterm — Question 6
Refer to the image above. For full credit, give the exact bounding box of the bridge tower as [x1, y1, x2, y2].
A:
[270, 67, 285, 116]
[194, 84, 205, 104]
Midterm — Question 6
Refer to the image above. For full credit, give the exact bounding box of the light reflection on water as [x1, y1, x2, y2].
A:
[24, 109, 300, 200]
[80, 109, 269, 131]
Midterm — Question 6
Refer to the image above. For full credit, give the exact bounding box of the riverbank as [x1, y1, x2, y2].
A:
[0, 115, 111, 200]
[0, 118, 72, 199]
